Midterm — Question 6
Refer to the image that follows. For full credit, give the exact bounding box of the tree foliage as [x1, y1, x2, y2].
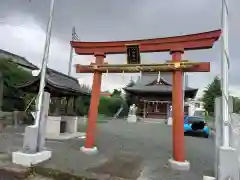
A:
[0, 58, 32, 111]
[74, 84, 91, 116]
[0, 58, 31, 85]
[111, 89, 121, 97]
[202, 76, 222, 115]
[98, 89, 123, 116]
[116, 80, 137, 117]
[75, 95, 91, 116]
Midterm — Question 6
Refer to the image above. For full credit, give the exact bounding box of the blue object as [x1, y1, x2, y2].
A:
[184, 116, 210, 138]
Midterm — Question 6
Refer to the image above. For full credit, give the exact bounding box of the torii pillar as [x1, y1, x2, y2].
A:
[169, 48, 189, 170]
[80, 52, 105, 154]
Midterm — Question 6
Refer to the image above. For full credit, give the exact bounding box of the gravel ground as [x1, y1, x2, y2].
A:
[95, 120, 215, 180]
[0, 121, 215, 180]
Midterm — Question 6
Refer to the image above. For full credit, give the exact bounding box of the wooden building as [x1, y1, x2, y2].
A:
[16, 68, 90, 116]
[124, 72, 198, 119]
[0, 49, 90, 115]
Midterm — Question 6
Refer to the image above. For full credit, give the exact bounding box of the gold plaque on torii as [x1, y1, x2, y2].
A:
[126, 44, 141, 64]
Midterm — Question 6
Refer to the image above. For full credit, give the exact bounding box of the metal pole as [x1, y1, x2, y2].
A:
[221, 0, 230, 147]
[68, 27, 75, 76]
[68, 46, 73, 76]
[34, 0, 55, 129]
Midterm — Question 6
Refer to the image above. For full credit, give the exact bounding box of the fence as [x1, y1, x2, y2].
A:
[214, 96, 240, 180]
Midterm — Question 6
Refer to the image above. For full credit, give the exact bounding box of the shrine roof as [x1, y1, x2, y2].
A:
[15, 68, 90, 96]
[0, 49, 90, 96]
[124, 72, 198, 97]
[124, 83, 198, 94]
[0, 49, 38, 70]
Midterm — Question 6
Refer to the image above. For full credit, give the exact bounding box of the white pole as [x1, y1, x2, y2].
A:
[221, 0, 230, 147]
[68, 45, 74, 76]
[68, 27, 75, 76]
[34, 0, 55, 130]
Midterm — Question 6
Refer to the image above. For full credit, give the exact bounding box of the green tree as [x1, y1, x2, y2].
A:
[97, 89, 124, 117]
[0, 58, 31, 85]
[75, 95, 90, 116]
[0, 58, 32, 111]
[111, 89, 121, 97]
[202, 76, 222, 115]
[98, 96, 123, 116]
[74, 84, 91, 116]
[117, 80, 137, 117]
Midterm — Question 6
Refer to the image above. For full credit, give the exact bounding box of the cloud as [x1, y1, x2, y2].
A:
[0, 0, 240, 96]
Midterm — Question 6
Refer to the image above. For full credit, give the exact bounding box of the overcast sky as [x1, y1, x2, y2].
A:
[0, 0, 239, 96]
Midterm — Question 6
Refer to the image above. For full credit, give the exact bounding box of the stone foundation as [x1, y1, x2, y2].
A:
[46, 116, 79, 139]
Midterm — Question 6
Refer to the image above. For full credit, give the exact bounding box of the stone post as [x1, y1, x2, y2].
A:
[12, 92, 52, 167]
[37, 92, 50, 151]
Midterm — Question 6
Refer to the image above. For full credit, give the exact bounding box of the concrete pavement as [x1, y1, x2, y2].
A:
[0, 120, 215, 179]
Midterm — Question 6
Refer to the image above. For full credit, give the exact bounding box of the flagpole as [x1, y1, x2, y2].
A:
[34, 0, 55, 151]
[68, 27, 75, 76]
[221, 0, 230, 147]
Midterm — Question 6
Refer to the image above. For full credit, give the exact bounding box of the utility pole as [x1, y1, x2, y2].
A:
[68, 27, 74, 76]
[221, 0, 230, 147]
[68, 27, 79, 76]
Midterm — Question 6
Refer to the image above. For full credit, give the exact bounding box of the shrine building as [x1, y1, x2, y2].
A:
[124, 72, 198, 120]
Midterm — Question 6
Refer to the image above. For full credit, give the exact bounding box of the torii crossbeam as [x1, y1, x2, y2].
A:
[76, 61, 210, 73]
[71, 29, 221, 169]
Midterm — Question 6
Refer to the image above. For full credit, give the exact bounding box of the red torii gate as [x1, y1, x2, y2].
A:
[71, 29, 221, 168]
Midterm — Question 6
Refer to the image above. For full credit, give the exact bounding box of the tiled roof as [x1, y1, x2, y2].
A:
[0, 49, 38, 70]
[124, 72, 198, 96]
[46, 68, 90, 95]
[15, 68, 90, 95]
[124, 83, 198, 93]
[0, 49, 89, 95]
